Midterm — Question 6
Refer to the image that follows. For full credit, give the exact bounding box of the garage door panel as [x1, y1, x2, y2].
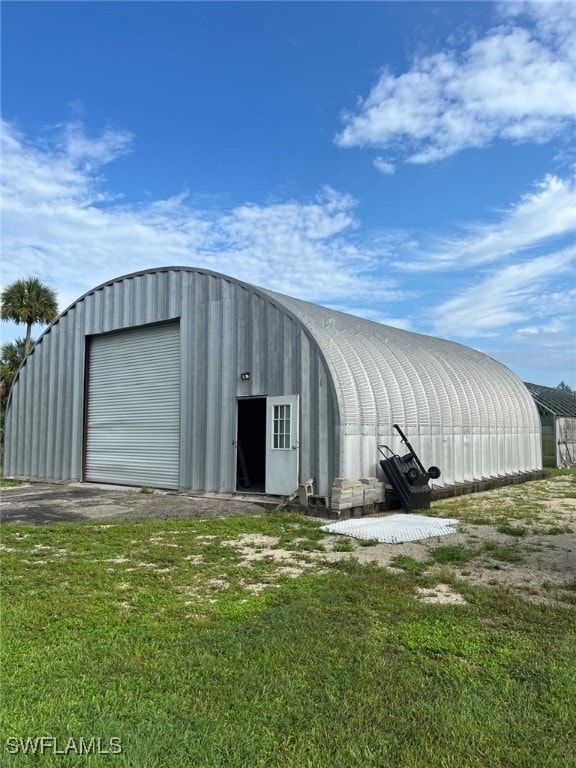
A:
[85, 323, 180, 489]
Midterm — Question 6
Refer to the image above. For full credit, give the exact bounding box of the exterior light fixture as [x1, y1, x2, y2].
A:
[240, 372, 251, 381]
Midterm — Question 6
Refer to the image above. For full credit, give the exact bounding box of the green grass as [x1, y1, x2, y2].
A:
[542, 525, 572, 535]
[430, 542, 524, 567]
[1, 511, 575, 767]
[0, 465, 21, 487]
[332, 537, 355, 552]
[430, 468, 576, 529]
[496, 522, 528, 537]
[481, 541, 524, 563]
[389, 554, 428, 575]
[429, 544, 473, 565]
[0, 478, 21, 488]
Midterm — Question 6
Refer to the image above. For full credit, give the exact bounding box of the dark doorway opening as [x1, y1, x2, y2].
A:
[236, 398, 266, 492]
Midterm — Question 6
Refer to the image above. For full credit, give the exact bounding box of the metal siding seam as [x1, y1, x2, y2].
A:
[254, 295, 266, 395]
[179, 272, 192, 489]
[38, 343, 50, 478]
[16, 354, 26, 475]
[315, 355, 330, 496]
[299, 333, 312, 487]
[113, 282, 122, 328]
[430, 353, 473, 482]
[205, 298, 222, 490]
[236, 287, 253, 394]
[220, 292, 236, 491]
[70, 320, 86, 480]
[267, 305, 281, 394]
[4, 392, 13, 475]
[35, 344, 49, 477]
[44, 333, 57, 478]
[51, 327, 64, 478]
[25, 351, 34, 477]
[193, 276, 207, 488]
[283, 315, 293, 394]
[23, 348, 34, 477]
[168, 269, 180, 317]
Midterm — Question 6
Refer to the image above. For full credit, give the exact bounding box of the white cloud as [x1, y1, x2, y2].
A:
[393, 173, 576, 271]
[485, 326, 576, 384]
[373, 157, 395, 175]
[59, 122, 133, 170]
[335, 6, 576, 164]
[1, 119, 573, 384]
[429, 247, 576, 338]
[0, 121, 404, 338]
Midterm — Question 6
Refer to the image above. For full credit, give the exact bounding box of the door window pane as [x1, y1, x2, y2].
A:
[273, 404, 291, 450]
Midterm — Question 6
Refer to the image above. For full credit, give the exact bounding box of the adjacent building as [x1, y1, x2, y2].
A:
[525, 382, 576, 468]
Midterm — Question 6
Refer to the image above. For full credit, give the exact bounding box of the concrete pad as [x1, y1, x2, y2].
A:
[0, 482, 269, 525]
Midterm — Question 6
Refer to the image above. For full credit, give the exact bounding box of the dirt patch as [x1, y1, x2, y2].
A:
[220, 534, 297, 565]
[415, 584, 467, 605]
[321, 528, 576, 605]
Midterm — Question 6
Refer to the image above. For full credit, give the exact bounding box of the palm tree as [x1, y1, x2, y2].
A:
[1, 277, 58, 356]
[0, 338, 26, 408]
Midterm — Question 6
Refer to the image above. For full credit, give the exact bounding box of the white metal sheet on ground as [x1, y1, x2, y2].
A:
[321, 514, 459, 544]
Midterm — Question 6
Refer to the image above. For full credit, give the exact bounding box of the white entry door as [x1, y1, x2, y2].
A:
[265, 395, 299, 495]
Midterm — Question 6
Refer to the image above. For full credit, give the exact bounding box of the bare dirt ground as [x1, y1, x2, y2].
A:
[337, 476, 576, 605]
[316, 517, 576, 605]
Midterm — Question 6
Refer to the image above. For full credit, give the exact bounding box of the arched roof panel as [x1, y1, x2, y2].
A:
[261, 289, 540, 435]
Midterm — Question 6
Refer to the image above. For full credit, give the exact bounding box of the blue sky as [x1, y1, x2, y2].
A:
[1, 1, 575, 387]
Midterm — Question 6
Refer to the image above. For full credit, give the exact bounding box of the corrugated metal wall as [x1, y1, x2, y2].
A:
[262, 291, 542, 486]
[4, 268, 337, 494]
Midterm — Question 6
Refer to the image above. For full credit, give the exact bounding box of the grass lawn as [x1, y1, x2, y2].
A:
[0, 474, 21, 489]
[1, 492, 576, 766]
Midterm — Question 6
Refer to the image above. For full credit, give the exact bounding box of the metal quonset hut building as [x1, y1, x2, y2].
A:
[5, 267, 542, 497]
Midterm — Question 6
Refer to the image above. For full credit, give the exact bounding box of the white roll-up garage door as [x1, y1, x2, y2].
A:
[85, 322, 180, 489]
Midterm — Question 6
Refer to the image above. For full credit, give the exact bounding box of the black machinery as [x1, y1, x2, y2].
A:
[378, 424, 441, 512]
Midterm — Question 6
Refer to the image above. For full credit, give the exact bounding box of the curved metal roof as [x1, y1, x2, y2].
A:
[262, 289, 539, 433]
